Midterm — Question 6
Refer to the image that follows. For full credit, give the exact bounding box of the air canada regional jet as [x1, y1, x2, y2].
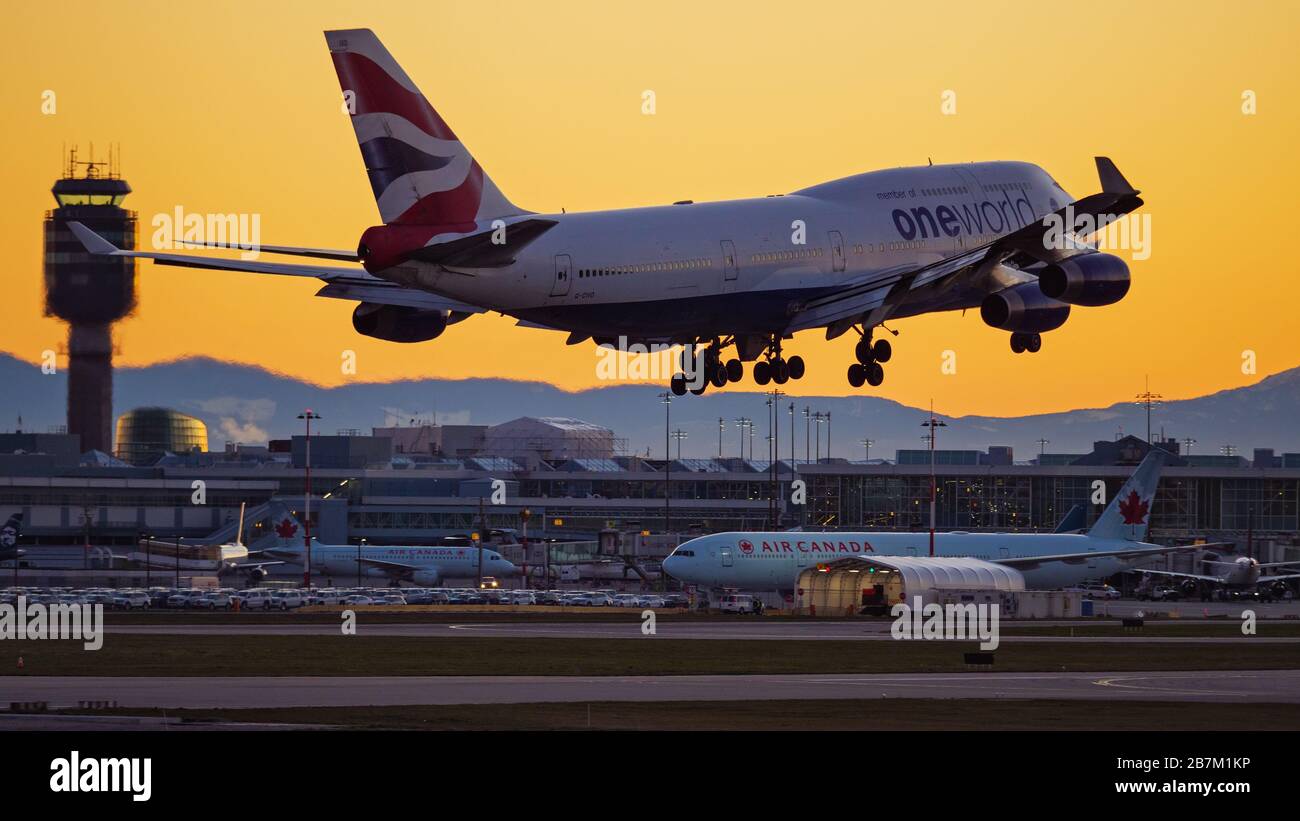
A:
[71, 28, 1143, 396]
[663, 450, 1222, 592]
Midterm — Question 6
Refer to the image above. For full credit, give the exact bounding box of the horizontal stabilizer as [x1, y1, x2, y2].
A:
[405, 218, 558, 268]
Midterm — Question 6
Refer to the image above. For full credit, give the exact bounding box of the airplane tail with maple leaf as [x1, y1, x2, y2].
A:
[1087, 447, 1169, 542]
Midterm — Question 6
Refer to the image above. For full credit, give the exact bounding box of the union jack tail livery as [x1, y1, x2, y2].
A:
[1087, 447, 1168, 542]
[326, 28, 526, 227]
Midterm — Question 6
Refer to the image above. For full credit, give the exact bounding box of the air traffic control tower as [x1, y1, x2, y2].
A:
[43, 148, 137, 455]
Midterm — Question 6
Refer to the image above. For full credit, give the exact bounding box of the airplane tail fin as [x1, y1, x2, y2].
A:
[1087, 448, 1168, 542]
[324, 28, 526, 227]
[265, 501, 307, 552]
[1052, 504, 1087, 534]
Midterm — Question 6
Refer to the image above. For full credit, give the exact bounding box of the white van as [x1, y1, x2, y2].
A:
[716, 593, 756, 613]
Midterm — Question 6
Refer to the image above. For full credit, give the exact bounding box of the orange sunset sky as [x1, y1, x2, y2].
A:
[3, 0, 1298, 416]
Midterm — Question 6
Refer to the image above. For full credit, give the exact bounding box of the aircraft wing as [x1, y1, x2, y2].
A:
[784, 157, 1143, 336]
[1125, 568, 1226, 583]
[1259, 572, 1300, 583]
[66, 221, 487, 315]
[355, 557, 419, 576]
[994, 542, 1222, 572]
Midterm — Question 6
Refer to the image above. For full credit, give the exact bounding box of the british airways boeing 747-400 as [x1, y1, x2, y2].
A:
[69, 28, 1143, 396]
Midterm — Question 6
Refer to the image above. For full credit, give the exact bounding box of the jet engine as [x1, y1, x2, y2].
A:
[980, 282, 1071, 333]
[1037, 252, 1131, 307]
[352, 303, 449, 343]
[1179, 578, 1200, 595]
[411, 570, 441, 586]
[247, 566, 268, 584]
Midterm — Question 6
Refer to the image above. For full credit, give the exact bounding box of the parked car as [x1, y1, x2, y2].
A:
[716, 593, 757, 613]
[1078, 583, 1122, 600]
[270, 591, 305, 610]
[198, 592, 233, 610]
[111, 591, 151, 610]
[1145, 586, 1182, 602]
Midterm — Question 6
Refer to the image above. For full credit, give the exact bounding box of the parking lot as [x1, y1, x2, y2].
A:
[0, 585, 690, 611]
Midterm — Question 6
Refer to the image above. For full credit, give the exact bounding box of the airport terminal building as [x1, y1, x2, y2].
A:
[1, 422, 1297, 573]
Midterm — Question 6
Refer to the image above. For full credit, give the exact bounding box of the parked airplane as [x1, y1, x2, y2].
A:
[663, 449, 1217, 591]
[241, 503, 520, 585]
[1, 514, 25, 563]
[68, 28, 1144, 396]
[1130, 555, 1300, 599]
[128, 502, 253, 573]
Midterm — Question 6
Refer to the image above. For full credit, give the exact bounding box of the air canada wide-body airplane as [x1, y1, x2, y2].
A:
[70, 28, 1144, 396]
[663, 449, 1224, 592]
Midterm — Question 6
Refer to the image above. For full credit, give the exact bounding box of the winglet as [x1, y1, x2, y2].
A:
[67, 221, 122, 255]
[1095, 157, 1137, 195]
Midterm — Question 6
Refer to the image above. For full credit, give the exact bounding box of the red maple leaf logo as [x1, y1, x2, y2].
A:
[739, 539, 754, 554]
[1117, 491, 1149, 525]
[274, 518, 298, 539]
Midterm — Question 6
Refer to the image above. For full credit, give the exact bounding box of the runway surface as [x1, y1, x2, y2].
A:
[5, 670, 1300, 708]
[101, 620, 1300, 643]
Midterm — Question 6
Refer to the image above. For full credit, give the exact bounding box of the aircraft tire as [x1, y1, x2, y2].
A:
[855, 337, 874, 364]
[754, 360, 771, 385]
[847, 363, 866, 388]
[725, 358, 743, 382]
[787, 355, 805, 380]
[872, 339, 892, 363]
[866, 362, 885, 386]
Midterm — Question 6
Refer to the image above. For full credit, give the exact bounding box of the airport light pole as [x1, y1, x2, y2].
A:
[357, 538, 365, 588]
[921, 407, 948, 557]
[297, 410, 320, 589]
[717, 417, 724, 459]
[803, 407, 811, 465]
[1135, 376, 1162, 444]
[826, 411, 832, 460]
[519, 509, 530, 590]
[767, 389, 784, 530]
[661, 392, 672, 534]
[860, 438, 874, 462]
[672, 428, 688, 461]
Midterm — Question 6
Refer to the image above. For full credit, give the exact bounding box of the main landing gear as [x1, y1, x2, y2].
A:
[846, 330, 891, 389]
[667, 335, 806, 395]
[1009, 332, 1042, 354]
[752, 338, 805, 387]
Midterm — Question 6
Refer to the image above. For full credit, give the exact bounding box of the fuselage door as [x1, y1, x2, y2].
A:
[720, 547, 733, 567]
[720, 240, 738, 292]
[551, 254, 572, 297]
[828, 230, 846, 273]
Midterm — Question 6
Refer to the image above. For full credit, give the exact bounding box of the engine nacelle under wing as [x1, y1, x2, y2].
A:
[352, 302, 450, 343]
[1038, 252, 1131, 307]
[980, 282, 1071, 333]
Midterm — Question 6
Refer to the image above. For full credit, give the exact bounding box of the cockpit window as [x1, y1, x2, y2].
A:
[673, 549, 695, 557]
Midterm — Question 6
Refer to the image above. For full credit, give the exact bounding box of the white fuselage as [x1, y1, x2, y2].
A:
[267, 539, 518, 583]
[663, 530, 1156, 592]
[400, 161, 1071, 338]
